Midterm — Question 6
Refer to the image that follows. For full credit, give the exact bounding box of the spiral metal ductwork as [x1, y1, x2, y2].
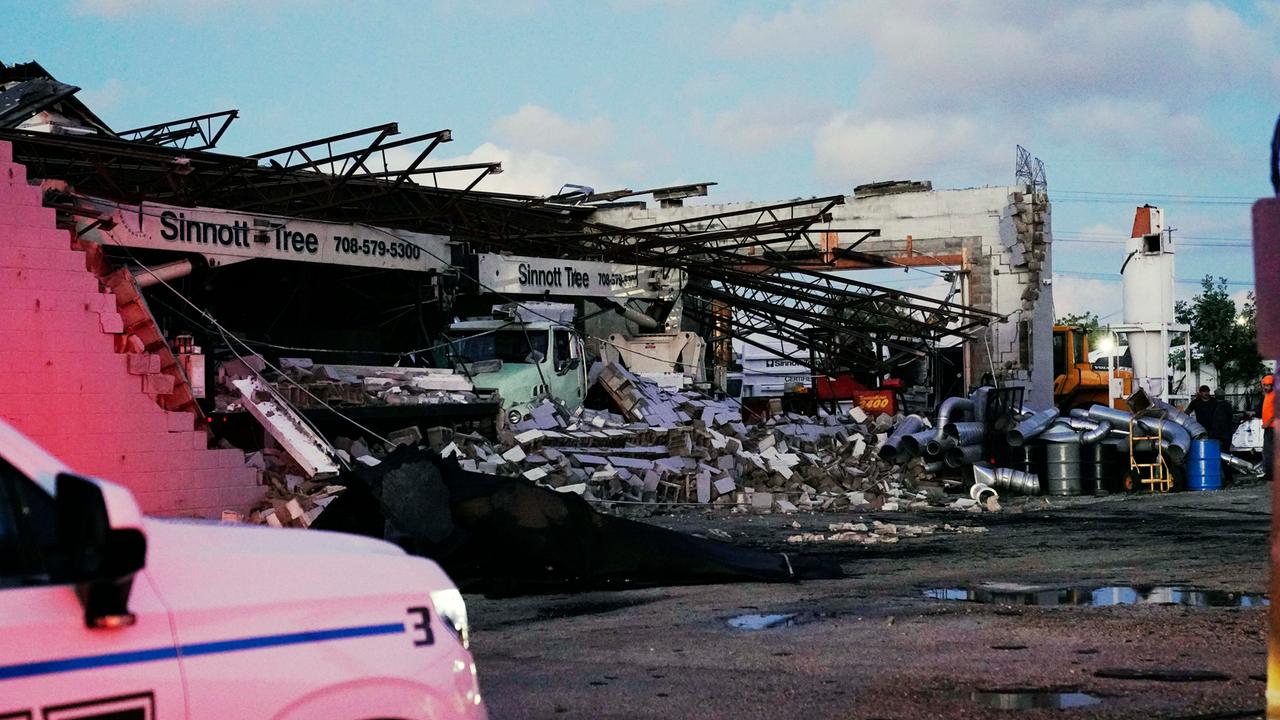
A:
[933, 397, 975, 440]
[879, 415, 925, 460]
[973, 463, 1041, 495]
[1086, 404, 1191, 464]
[1150, 398, 1208, 440]
[899, 429, 938, 458]
[1222, 452, 1263, 475]
[942, 421, 986, 446]
[1007, 408, 1061, 446]
[1058, 417, 1112, 445]
[944, 443, 983, 468]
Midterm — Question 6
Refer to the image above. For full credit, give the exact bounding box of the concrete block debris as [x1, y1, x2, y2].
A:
[216, 357, 486, 415]
[247, 365, 1033, 525]
[785, 520, 982, 545]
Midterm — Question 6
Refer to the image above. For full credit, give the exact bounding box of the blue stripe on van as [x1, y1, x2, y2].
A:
[0, 622, 405, 681]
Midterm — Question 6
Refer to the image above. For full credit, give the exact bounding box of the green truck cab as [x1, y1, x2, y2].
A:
[444, 304, 587, 425]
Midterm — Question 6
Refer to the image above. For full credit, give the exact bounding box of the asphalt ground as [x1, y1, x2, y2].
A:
[468, 484, 1269, 719]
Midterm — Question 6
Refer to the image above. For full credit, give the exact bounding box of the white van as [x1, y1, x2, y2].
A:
[0, 419, 486, 719]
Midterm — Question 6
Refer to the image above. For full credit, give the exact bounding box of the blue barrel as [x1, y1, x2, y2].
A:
[1188, 439, 1222, 491]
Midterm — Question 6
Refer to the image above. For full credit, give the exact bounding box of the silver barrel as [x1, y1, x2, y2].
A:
[1044, 441, 1083, 496]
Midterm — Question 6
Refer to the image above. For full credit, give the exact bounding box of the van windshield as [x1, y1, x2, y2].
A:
[450, 329, 549, 364]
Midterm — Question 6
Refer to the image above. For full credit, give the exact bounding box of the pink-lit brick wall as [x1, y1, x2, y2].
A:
[0, 141, 262, 518]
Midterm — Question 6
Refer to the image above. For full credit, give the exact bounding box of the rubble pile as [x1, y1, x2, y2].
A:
[274, 359, 485, 408]
[242, 446, 345, 528]
[785, 520, 989, 545]
[236, 362, 1035, 525]
[420, 363, 955, 512]
[214, 357, 486, 412]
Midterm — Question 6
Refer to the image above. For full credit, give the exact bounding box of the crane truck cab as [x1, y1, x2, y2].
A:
[1052, 324, 1133, 411]
[445, 302, 587, 425]
[0, 419, 485, 720]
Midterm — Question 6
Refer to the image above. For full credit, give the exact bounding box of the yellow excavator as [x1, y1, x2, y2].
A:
[1052, 325, 1132, 411]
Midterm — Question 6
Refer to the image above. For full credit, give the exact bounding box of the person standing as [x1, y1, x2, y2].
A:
[1263, 375, 1275, 481]
[1209, 389, 1236, 482]
[1185, 385, 1218, 431]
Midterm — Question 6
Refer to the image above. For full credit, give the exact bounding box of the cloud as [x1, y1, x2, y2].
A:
[386, 141, 612, 197]
[1051, 276, 1121, 319]
[490, 105, 612, 156]
[1046, 98, 1230, 167]
[703, 97, 831, 152]
[813, 113, 1007, 186]
[77, 78, 133, 116]
[724, 2, 1280, 112]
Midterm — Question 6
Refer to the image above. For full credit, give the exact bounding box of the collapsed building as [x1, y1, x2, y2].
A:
[589, 176, 1054, 409]
[0, 61, 1063, 521]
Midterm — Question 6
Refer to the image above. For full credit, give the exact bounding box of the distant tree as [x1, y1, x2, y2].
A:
[1174, 275, 1263, 389]
[1055, 311, 1100, 332]
[1055, 311, 1106, 349]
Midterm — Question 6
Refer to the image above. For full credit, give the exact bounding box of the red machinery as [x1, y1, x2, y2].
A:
[814, 374, 904, 416]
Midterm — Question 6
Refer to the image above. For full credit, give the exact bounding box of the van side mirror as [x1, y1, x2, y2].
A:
[556, 357, 582, 374]
[55, 474, 146, 629]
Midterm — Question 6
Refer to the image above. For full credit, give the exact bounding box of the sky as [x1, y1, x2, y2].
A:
[3, 0, 1277, 323]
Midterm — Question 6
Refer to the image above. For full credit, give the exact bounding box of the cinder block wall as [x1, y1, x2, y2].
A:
[0, 141, 262, 517]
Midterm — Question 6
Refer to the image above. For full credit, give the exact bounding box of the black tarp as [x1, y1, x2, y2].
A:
[313, 446, 841, 594]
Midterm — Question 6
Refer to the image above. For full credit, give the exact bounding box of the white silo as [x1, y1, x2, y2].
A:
[1121, 205, 1176, 398]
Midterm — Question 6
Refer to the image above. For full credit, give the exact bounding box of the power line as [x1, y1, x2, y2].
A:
[1056, 230, 1251, 242]
[1053, 197, 1255, 207]
[1054, 270, 1253, 287]
[1054, 237, 1251, 249]
[1055, 189, 1258, 201]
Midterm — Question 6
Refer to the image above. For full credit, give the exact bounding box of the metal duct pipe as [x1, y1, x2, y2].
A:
[1007, 408, 1061, 446]
[132, 259, 194, 288]
[1069, 408, 1092, 420]
[1058, 417, 1112, 445]
[1150, 398, 1208, 440]
[970, 386, 994, 428]
[1086, 404, 1191, 464]
[972, 463, 996, 486]
[975, 463, 1041, 495]
[1222, 452, 1263, 475]
[1081, 420, 1112, 445]
[926, 435, 957, 456]
[944, 443, 983, 468]
[933, 397, 975, 439]
[970, 483, 999, 505]
[1041, 421, 1085, 444]
[923, 460, 947, 475]
[879, 415, 925, 460]
[1104, 427, 1158, 451]
[899, 429, 938, 458]
[943, 421, 986, 446]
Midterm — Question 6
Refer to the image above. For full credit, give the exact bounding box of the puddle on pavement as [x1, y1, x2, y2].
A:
[1094, 667, 1231, 682]
[726, 613, 799, 630]
[923, 584, 1268, 608]
[972, 689, 1101, 710]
